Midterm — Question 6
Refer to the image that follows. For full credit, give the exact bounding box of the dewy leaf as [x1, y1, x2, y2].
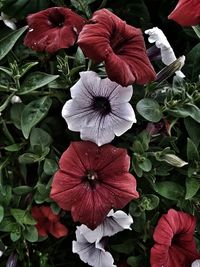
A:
[19, 72, 59, 94]
[155, 181, 185, 200]
[136, 98, 163, 122]
[0, 26, 28, 61]
[21, 96, 52, 139]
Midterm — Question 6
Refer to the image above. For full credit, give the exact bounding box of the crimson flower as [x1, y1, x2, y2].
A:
[24, 7, 86, 53]
[77, 9, 156, 87]
[50, 141, 139, 229]
[168, 0, 200, 26]
[151, 209, 200, 267]
[31, 206, 68, 238]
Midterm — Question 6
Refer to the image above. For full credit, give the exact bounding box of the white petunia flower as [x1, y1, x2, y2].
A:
[73, 227, 116, 267]
[79, 209, 133, 243]
[145, 27, 185, 78]
[62, 71, 136, 146]
[191, 260, 200, 267]
[0, 12, 17, 30]
[10, 95, 22, 104]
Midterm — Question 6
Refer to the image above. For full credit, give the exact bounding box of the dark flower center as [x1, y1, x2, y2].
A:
[84, 170, 99, 189]
[48, 11, 65, 28]
[92, 96, 111, 115]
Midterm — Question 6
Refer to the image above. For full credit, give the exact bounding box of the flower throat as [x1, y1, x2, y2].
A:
[93, 96, 111, 115]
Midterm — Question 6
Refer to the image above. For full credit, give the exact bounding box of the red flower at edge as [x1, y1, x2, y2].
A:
[77, 9, 156, 87]
[151, 209, 200, 267]
[168, 0, 200, 27]
[50, 141, 139, 229]
[31, 206, 68, 238]
[24, 7, 86, 53]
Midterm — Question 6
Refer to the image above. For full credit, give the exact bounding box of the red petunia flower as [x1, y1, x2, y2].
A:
[50, 141, 139, 229]
[31, 206, 68, 238]
[168, 0, 200, 27]
[24, 7, 86, 53]
[77, 9, 156, 87]
[151, 209, 200, 267]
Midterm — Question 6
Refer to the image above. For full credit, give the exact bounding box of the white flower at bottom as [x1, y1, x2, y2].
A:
[62, 71, 136, 146]
[192, 260, 200, 267]
[79, 209, 133, 243]
[72, 227, 116, 267]
[145, 27, 185, 78]
[72, 210, 133, 267]
[0, 12, 17, 30]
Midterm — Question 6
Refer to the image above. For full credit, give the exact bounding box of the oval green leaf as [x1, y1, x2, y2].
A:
[136, 98, 163, 122]
[21, 96, 52, 139]
[0, 26, 28, 61]
[19, 72, 59, 94]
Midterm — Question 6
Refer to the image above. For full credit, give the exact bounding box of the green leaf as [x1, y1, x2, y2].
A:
[10, 103, 25, 130]
[30, 128, 52, 153]
[127, 255, 143, 267]
[187, 138, 199, 162]
[0, 205, 4, 223]
[168, 104, 200, 123]
[2, 0, 50, 19]
[4, 143, 23, 152]
[19, 62, 38, 77]
[140, 194, 159, 211]
[155, 181, 185, 200]
[21, 96, 52, 139]
[11, 209, 36, 225]
[185, 43, 200, 81]
[184, 117, 200, 147]
[44, 159, 58, 176]
[111, 239, 135, 254]
[13, 186, 32, 195]
[18, 153, 42, 164]
[24, 225, 38, 242]
[0, 217, 18, 232]
[10, 231, 21, 242]
[136, 98, 163, 122]
[19, 72, 59, 94]
[138, 158, 152, 172]
[0, 26, 28, 60]
[185, 177, 200, 199]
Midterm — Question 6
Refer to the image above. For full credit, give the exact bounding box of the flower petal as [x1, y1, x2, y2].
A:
[168, 0, 200, 26]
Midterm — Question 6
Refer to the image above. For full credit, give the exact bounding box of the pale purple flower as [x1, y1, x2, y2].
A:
[72, 227, 116, 267]
[145, 27, 185, 78]
[79, 209, 133, 243]
[192, 260, 200, 267]
[0, 12, 16, 30]
[62, 71, 136, 146]
[72, 210, 133, 267]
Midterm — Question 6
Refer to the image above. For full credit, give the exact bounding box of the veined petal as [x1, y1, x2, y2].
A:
[78, 209, 133, 243]
[73, 226, 116, 267]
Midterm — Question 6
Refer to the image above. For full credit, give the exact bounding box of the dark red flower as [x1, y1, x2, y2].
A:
[31, 206, 68, 238]
[168, 0, 200, 26]
[151, 209, 200, 267]
[50, 141, 139, 229]
[77, 9, 156, 87]
[24, 7, 86, 53]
